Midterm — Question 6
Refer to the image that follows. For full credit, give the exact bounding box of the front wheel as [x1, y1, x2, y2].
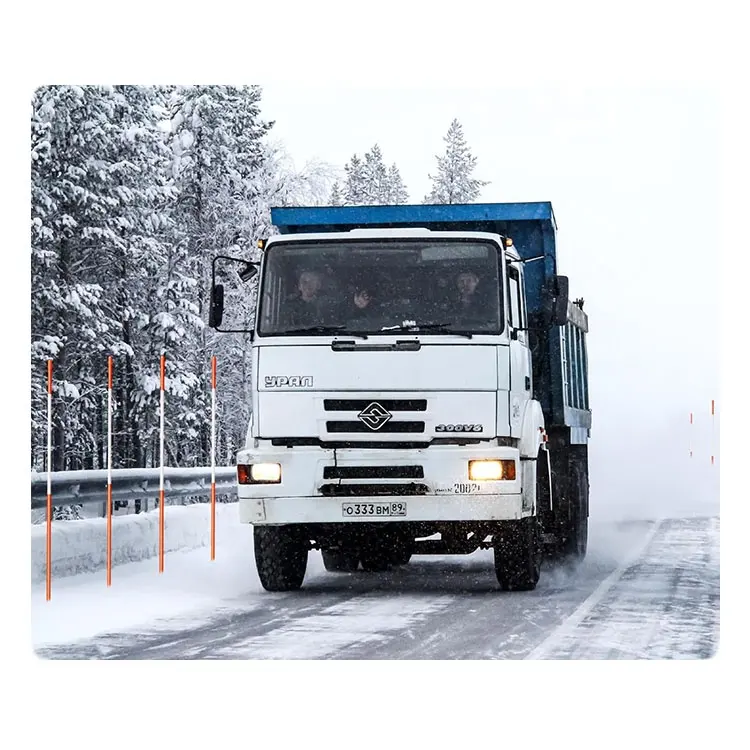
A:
[493, 516, 542, 591]
[254, 525, 308, 591]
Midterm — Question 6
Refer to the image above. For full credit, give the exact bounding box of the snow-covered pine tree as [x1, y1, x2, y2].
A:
[165, 85, 272, 466]
[385, 163, 409, 204]
[31, 86, 180, 516]
[328, 181, 344, 206]
[424, 119, 489, 204]
[343, 146, 408, 205]
[31, 86, 152, 474]
[107, 85, 177, 471]
[344, 154, 367, 204]
[361, 144, 389, 204]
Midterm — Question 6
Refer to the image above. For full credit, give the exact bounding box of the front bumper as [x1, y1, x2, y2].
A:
[236, 443, 527, 524]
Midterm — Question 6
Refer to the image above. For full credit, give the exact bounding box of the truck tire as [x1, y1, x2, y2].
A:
[359, 542, 392, 572]
[322, 549, 359, 572]
[493, 516, 542, 591]
[560, 453, 588, 562]
[540, 436, 589, 565]
[254, 525, 308, 591]
[391, 549, 413, 566]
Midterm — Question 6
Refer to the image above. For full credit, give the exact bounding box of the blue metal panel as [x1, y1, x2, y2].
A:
[539, 221, 566, 427]
[576, 328, 585, 409]
[581, 330, 590, 410]
[271, 202, 555, 233]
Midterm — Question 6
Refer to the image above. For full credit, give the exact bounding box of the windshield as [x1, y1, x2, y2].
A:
[257, 239, 503, 336]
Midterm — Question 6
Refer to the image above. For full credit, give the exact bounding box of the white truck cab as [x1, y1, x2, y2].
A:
[209, 203, 590, 591]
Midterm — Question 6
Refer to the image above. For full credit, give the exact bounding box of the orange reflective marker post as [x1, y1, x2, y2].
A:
[107, 356, 113, 586]
[211, 356, 217, 561]
[159, 354, 166, 573]
[46, 360, 53, 601]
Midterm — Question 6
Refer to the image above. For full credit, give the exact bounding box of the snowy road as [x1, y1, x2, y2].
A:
[34, 515, 719, 659]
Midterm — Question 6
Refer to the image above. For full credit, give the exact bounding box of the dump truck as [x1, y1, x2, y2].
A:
[208, 201, 591, 591]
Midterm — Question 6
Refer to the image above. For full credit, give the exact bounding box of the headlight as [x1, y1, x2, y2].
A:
[237, 463, 282, 484]
[468, 459, 516, 481]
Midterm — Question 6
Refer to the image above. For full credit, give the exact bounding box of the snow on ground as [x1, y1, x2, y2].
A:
[31, 502, 238, 584]
[178, 595, 457, 660]
[31, 507, 650, 653]
[32, 485, 719, 659]
[31, 504, 276, 648]
[528, 516, 720, 659]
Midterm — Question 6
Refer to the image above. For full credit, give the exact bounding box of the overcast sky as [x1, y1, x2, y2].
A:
[260, 85, 720, 519]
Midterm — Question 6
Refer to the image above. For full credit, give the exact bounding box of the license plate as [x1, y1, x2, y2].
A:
[341, 502, 407, 518]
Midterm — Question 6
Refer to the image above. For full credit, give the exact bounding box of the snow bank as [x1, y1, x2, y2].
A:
[30, 502, 238, 584]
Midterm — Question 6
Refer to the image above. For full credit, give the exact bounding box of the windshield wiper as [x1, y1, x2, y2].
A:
[380, 322, 473, 339]
[281, 325, 368, 339]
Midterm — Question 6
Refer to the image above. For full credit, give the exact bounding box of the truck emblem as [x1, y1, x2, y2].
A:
[265, 376, 313, 388]
[357, 402, 393, 431]
[436, 424, 483, 433]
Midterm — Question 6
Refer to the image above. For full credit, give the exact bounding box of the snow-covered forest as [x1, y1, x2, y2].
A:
[30, 86, 488, 475]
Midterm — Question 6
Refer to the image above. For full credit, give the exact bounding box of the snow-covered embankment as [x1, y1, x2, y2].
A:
[31, 503, 238, 584]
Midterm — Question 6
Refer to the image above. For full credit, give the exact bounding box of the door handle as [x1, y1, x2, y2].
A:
[525, 376, 531, 391]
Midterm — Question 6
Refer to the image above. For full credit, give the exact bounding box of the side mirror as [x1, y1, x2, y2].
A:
[551, 275, 569, 326]
[238, 263, 257, 283]
[210, 254, 259, 333]
[209, 284, 224, 328]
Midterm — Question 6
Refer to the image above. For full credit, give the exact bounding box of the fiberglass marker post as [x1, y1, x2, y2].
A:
[46, 360, 53, 601]
[211, 356, 217, 561]
[689, 412, 693, 458]
[159, 354, 165, 573]
[107, 356, 113, 586]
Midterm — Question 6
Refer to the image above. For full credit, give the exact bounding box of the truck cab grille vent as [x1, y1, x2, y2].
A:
[323, 465, 424, 479]
[319, 483, 429, 497]
[324, 399, 427, 412]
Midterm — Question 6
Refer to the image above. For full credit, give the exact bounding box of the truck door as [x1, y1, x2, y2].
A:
[507, 261, 532, 438]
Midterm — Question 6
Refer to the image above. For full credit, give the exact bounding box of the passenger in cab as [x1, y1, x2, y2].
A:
[286, 269, 325, 327]
[444, 270, 486, 321]
[457, 270, 481, 309]
[344, 284, 380, 319]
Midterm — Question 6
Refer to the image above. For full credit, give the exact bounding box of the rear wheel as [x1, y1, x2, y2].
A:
[359, 538, 392, 572]
[322, 548, 359, 572]
[254, 525, 308, 591]
[493, 516, 542, 591]
[559, 447, 589, 564]
[391, 549, 413, 566]
[539, 435, 589, 565]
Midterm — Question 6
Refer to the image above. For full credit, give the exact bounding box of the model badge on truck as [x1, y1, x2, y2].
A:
[436, 424, 483, 432]
[265, 376, 313, 388]
[357, 402, 393, 430]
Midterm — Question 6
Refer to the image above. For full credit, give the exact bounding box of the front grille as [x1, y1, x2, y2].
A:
[319, 483, 429, 497]
[324, 399, 427, 412]
[323, 465, 424, 479]
[326, 421, 425, 434]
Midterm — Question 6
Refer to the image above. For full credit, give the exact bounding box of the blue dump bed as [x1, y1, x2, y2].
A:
[270, 202, 590, 439]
